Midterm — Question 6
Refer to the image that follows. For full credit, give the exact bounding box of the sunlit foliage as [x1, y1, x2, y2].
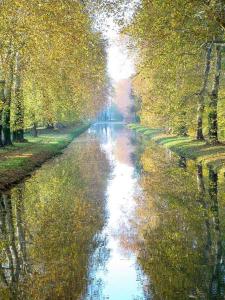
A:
[0, 0, 107, 144]
[125, 0, 225, 142]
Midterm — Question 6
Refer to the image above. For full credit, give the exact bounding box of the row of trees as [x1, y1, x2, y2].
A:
[0, 0, 107, 146]
[127, 0, 225, 144]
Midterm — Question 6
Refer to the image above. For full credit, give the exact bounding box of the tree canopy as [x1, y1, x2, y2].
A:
[124, 0, 225, 143]
[0, 0, 107, 144]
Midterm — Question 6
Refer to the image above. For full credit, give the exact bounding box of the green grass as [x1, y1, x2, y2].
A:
[0, 123, 90, 190]
[129, 123, 225, 171]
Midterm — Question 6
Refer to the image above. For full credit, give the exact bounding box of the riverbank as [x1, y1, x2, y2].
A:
[129, 124, 225, 170]
[0, 124, 90, 190]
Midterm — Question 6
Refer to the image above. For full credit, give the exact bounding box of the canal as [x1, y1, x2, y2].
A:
[0, 123, 225, 299]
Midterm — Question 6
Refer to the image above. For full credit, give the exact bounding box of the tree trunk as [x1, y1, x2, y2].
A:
[208, 46, 222, 145]
[13, 53, 25, 143]
[15, 187, 30, 273]
[197, 163, 205, 196]
[196, 94, 205, 140]
[3, 193, 20, 282]
[0, 80, 6, 147]
[196, 163, 212, 262]
[3, 104, 12, 145]
[196, 44, 213, 140]
[207, 166, 224, 299]
[32, 122, 38, 137]
[0, 193, 15, 286]
[3, 62, 14, 146]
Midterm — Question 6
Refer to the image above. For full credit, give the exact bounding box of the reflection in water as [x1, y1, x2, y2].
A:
[85, 124, 146, 300]
[0, 124, 146, 300]
[126, 141, 225, 299]
[1, 125, 225, 299]
[0, 134, 109, 299]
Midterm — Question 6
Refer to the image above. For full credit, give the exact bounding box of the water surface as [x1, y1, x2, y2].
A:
[1, 124, 225, 299]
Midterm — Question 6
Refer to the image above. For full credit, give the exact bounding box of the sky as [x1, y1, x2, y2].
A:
[104, 16, 135, 119]
[107, 34, 135, 82]
[88, 1, 137, 116]
[88, 1, 137, 82]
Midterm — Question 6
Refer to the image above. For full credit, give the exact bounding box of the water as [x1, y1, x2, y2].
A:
[0, 123, 225, 299]
[84, 124, 146, 300]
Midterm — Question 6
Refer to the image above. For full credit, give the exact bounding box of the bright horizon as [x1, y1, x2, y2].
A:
[107, 34, 135, 82]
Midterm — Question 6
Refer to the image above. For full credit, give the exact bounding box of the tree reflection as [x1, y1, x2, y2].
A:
[0, 192, 20, 299]
[128, 142, 225, 299]
[0, 138, 109, 299]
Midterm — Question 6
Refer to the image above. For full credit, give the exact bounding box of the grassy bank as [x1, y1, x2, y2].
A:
[0, 124, 90, 190]
[129, 124, 225, 170]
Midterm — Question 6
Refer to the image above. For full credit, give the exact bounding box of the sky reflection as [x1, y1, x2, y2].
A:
[85, 124, 146, 300]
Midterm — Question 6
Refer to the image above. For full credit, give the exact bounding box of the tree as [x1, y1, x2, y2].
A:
[123, 0, 225, 140]
[0, 0, 107, 143]
[208, 45, 223, 144]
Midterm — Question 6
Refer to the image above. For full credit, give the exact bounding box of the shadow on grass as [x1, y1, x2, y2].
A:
[130, 124, 225, 171]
